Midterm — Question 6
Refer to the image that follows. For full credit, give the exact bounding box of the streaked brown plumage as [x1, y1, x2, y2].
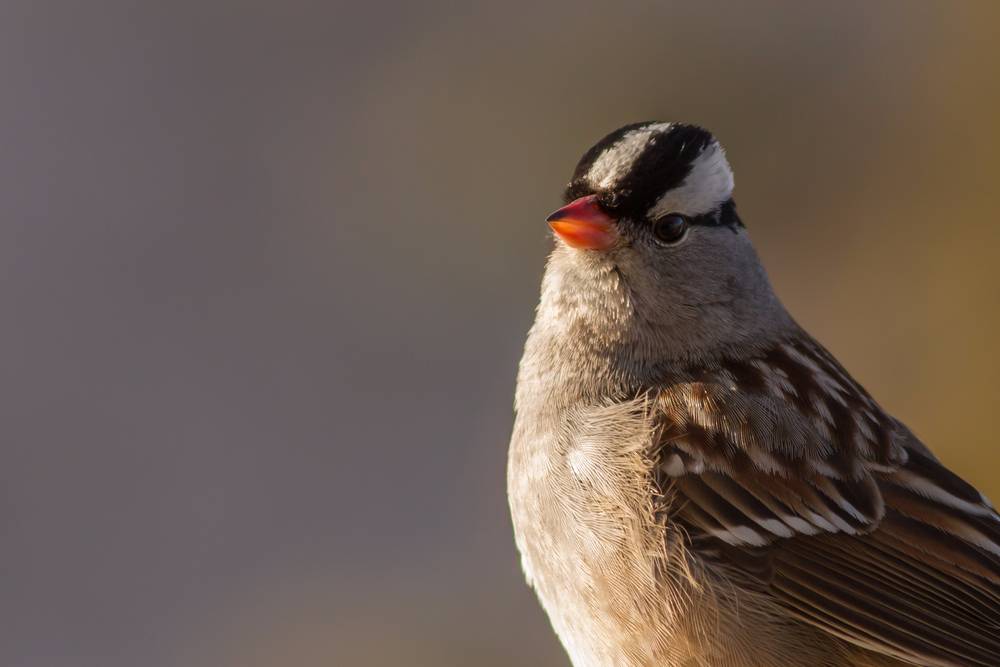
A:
[656, 334, 1000, 665]
[508, 122, 1000, 666]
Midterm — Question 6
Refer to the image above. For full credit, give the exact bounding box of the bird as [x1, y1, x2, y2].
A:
[507, 121, 1000, 667]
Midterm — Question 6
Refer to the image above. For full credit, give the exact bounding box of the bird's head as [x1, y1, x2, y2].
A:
[541, 122, 791, 363]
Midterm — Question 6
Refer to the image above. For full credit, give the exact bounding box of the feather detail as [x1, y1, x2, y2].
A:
[654, 332, 1000, 666]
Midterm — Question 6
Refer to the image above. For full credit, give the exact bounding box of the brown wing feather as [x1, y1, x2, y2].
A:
[656, 335, 1000, 666]
[773, 515, 1000, 666]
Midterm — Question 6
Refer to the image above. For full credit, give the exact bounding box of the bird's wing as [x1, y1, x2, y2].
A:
[654, 337, 1000, 667]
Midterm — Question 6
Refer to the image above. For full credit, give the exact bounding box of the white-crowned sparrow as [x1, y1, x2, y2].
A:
[507, 122, 1000, 667]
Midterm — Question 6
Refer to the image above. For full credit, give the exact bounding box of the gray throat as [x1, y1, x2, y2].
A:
[515, 241, 795, 416]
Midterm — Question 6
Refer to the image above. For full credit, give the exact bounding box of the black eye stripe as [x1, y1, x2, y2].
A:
[686, 198, 744, 230]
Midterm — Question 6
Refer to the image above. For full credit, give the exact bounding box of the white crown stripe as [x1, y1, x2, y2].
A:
[647, 141, 734, 218]
[585, 123, 673, 190]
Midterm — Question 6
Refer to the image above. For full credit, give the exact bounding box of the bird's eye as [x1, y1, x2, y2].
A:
[652, 214, 689, 244]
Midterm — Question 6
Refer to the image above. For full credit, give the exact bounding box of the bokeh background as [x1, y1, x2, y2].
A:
[2, 2, 999, 665]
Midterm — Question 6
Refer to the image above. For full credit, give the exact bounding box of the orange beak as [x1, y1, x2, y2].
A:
[546, 195, 617, 250]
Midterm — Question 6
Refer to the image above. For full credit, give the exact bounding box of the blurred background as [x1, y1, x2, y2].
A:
[2, 1, 999, 665]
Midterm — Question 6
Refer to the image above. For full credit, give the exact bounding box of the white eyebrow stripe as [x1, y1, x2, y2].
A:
[647, 141, 734, 218]
[586, 122, 673, 190]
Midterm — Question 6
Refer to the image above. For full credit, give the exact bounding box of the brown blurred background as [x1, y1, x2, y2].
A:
[2, 2, 999, 666]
